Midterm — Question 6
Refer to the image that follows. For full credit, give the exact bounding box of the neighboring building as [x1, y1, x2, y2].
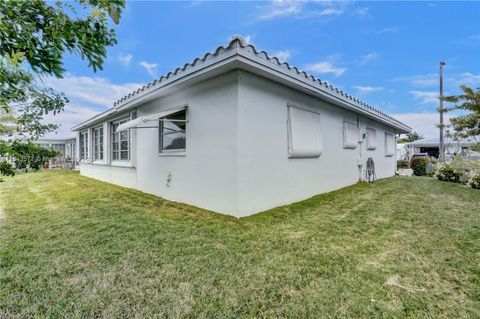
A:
[404, 137, 479, 161]
[72, 37, 410, 217]
[33, 138, 77, 169]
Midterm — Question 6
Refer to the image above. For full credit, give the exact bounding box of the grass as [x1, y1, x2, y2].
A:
[1, 171, 479, 318]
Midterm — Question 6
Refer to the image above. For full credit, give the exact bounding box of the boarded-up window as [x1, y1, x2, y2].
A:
[287, 105, 322, 158]
[366, 127, 377, 150]
[343, 122, 358, 149]
[385, 133, 395, 157]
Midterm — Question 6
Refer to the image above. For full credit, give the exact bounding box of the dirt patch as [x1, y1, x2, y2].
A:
[386, 275, 426, 293]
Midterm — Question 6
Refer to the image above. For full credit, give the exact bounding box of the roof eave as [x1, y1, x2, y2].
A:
[71, 38, 411, 133]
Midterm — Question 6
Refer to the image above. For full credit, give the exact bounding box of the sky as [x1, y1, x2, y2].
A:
[44, 0, 480, 139]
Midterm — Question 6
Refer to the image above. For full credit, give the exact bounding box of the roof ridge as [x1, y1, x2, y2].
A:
[111, 36, 409, 130]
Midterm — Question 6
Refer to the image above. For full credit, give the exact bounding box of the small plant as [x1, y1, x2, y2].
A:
[397, 160, 409, 169]
[410, 157, 429, 176]
[467, 170, 480, 189]
[0, 160, 15, 182]
[435, 163, 461, 183]
[426, 163, 435, 176]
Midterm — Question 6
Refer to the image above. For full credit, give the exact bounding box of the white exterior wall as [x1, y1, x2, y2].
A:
[78, 70, 397, 217]
[79, 71, 239, 214]
[134, 72, 239, 213]
[235, 71, 396, 216]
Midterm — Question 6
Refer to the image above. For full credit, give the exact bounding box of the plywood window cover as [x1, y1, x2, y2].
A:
[343, 121, 358, 149]
[287, 104, 323, 158]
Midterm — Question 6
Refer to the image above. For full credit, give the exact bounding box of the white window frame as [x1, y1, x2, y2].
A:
[111, 116, 131, 162]
[93, 126, 104, 161]
[79, 130, 89, 161]
[159, 109, 187, 154]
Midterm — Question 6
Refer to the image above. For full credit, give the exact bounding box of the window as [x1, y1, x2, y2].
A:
[79, 131, 89, 160]
[366, 127, 377, 150]
[159, 110, 186, 152]
[385, 133, 394, 157]
[93, 127, 104, 160]
[343, 122, 358, 149]
[287, 105, 322, 158]
[111, 117, 130, 161]
[52, 144, 65, 158]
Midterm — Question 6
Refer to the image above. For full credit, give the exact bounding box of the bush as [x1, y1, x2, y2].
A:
[410, 157, 429, 176]
[426, 163, 435, 176]
[435, 163, 461, 183]
[397, 160, 409, 169]
[467, 170, 480, 189]
[0, 160, 15, 181]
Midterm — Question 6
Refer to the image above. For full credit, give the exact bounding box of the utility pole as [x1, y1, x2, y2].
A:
[439, 61, 446, 162]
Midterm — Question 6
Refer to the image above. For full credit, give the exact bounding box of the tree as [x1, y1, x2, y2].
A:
[0, 0, 125, 139]
[0, 141, 61, 181]
[443, 85, 480, 151]
[397, 131, 424, 144]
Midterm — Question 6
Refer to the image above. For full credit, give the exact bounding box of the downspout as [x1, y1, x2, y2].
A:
[357, 114, 363, 182]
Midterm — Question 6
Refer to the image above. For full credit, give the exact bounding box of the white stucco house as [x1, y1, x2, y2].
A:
[72, 37, 410, 217]
[33, 137, 77, 169]
[402, 137, 479, 160]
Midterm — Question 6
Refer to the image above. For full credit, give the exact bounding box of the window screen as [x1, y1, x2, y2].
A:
[366, 127, 377, 150]
[159, 110, 186, 152]
[385, 133, 395, 157]
[111, 117, 130, 161]
[343, 122, 358, 149]
[287, 106, 322, 158]
[93, 127, 104, 160]
[79, 131, 88, 160]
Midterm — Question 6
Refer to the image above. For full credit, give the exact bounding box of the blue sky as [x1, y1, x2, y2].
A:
[46, 0, 480, 139]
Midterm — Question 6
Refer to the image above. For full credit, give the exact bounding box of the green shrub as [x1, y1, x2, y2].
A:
[410, 157, 429, 176]
[0, 160, 15, 181]
[426, 163, 435, 176]
[467, 170, 480, 189]
[435, 163, 461, 183]
[451, 156, 480, 173]
[397, 160, 409, 169]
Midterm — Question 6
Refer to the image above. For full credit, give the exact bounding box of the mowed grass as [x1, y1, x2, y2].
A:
[1, 171, 479, 318]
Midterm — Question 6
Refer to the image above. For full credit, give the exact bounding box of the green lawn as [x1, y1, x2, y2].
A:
[1, 171, 479, 318]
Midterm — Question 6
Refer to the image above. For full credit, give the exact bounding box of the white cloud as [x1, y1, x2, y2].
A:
[305, 61, 347, 77]
[410, 74, 438, 87]
[393, 74, 437, 87]
[230, 34, 252, 45]
[410, 91, 439, 105]
[117, 54, 133, 67]
[139, 61, 158, 78]
[353, 85, 384, 93]
[43, 74, 142, 107]
[318, 8, 343, 16]
[378, 27, 399, 33]
[458, 72, 480, 86]
[273, 50, 292, 62]
[42, 103, 101, 139]
[37, 74, 143, 138]
[355, 7, 371, 18]
[359, 52, 379, 64]
[392, 112, 452, 139]
[467, 34, 480, 42]
[395, 72, 480, 88]
[259, 0, 303, 20]
[258, 0, 349, 20]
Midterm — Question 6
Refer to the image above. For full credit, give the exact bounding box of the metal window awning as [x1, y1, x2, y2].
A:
[116, 105, 187, 132]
